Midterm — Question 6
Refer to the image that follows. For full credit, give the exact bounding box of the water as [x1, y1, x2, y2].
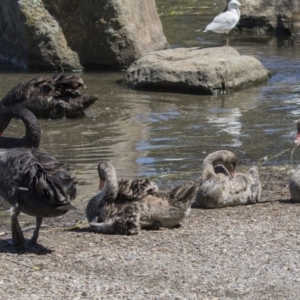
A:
[0, 0, 300, 217]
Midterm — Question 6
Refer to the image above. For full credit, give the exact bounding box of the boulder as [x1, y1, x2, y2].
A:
[124, 47, 270, 95]
[231, 0, 300, 36]
[42, 0, 168, 69]
[0, 0, 167, 71]
[0, 0, 168, 70]
[19, 0, 82, 71]
[0, 0, 27, 68]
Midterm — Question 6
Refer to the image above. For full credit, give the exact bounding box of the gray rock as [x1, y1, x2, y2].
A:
[0, 0, 168, 71]
[124, 47, 270, 95]
[0, 0, 27, 68]
[229, 0, 300, 36]
[42, 0, 168, 69]
[19, 0, 82, 71]
[0, 0, 167, 71]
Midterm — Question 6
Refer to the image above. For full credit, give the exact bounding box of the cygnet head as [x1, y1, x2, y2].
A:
[204, 150, 238, 178]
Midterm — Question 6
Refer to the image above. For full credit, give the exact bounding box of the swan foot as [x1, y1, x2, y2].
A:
[28, 217, 43, 245]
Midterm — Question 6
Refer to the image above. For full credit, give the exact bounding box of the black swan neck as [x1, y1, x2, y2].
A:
[0, 106, 41, 149]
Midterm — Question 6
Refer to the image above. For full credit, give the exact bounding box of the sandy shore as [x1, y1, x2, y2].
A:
[1, 165, 299, 299]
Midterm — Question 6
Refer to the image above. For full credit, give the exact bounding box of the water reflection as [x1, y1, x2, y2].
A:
[0, 1, 300, 221]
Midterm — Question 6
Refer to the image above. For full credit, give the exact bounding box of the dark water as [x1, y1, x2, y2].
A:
[0, 0, 300, 218]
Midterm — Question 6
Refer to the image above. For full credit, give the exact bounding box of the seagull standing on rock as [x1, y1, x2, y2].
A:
[197, 0, 241, 46]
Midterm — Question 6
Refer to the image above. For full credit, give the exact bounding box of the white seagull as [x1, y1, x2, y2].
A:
[198, 0, 241, 46]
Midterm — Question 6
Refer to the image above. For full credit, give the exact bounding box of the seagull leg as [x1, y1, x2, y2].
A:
[226, 34, 229, 47]
[11, 204, 25, 248]
[29, 217, 43, 244]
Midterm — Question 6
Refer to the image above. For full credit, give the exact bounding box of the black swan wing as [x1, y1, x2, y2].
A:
[0, 148, 77, 206]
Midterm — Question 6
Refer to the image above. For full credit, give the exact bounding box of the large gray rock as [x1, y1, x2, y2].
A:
[236, 0, 300, 36]
[0, 0, 27, 68]
[0, 0, 168, 71]
[19, 0, 82, 71]
[43, 0, 168, 69]
[124, 47, 270, 95]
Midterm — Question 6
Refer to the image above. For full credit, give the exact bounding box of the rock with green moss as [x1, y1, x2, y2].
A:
[0, 0, 168, 71]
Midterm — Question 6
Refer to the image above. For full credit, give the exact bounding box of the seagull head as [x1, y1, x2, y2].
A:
[228, 0, 241, 9]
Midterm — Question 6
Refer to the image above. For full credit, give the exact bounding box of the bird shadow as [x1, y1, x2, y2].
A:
[279, 198, 295, 204]
[0, 238, 52, 255]
[66, 226, 92, 233]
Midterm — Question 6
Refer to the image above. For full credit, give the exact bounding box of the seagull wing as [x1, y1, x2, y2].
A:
[204, 11, 238, 33]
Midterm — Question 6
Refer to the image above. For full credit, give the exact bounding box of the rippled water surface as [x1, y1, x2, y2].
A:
[0, 0, 300, 218]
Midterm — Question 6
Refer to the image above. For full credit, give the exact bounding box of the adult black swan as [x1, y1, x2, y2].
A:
[0, 104, 77, 248]
[1, 74, 98, 119]
[0, 148, 77, 247]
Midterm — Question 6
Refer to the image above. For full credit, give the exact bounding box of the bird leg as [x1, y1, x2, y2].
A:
[226, 34, 229, 47]
[11, 204, 25, 248]
[29, 217, 43, 244]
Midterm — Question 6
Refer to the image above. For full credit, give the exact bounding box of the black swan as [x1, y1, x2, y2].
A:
[195, 150, 261, 208]
[0, 104, 77, 247]
[86, 161, 200, 234]
[0, 148, 77, 247]
[1, 74, 98, 119]
[0, 104, 40, 148]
